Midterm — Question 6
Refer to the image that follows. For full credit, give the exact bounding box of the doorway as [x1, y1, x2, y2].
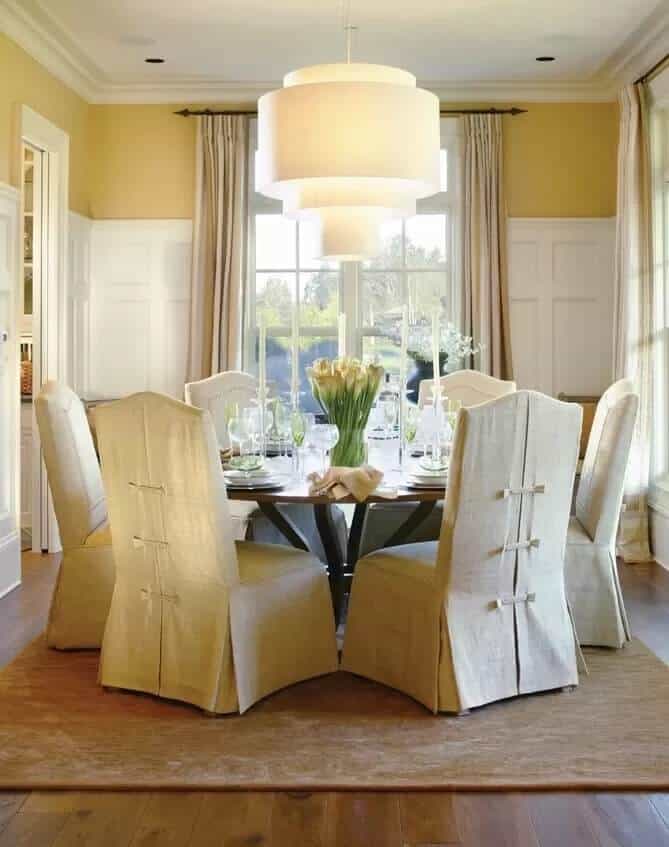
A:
[17, 107, 69, 555]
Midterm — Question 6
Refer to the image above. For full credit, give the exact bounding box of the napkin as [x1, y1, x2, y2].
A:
[308, 464, 385, 502]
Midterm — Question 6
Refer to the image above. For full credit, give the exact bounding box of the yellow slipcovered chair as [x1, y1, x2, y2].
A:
[95, 391, 337, 714]
[35, 382, 115, 648]
[343, 390, 582, 714]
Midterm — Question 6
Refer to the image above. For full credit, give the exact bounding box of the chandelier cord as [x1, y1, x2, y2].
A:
[341, 0, 357, 63]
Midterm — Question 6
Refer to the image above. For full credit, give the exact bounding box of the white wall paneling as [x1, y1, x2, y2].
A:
[508, 218, 615, 397]
[0, 183, 21, 597]
[87, 220, 192, 400]
[67, 212, 92, 395]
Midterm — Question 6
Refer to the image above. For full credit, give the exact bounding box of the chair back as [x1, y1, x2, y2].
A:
[185, 371, 257, 449]
[575, 378, 638, 545]
[95, 392, 239, 590]
[35, 381, 107, 549]
[418, 369, 516, 409]
[438, 390, 581, 704]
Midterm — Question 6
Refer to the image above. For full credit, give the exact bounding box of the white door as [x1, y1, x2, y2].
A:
[0, 184, 21, 597]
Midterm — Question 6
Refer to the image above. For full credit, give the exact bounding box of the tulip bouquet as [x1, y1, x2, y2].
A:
[307, 357, 384, 467]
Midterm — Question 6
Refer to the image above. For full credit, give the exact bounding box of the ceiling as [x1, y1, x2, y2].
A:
[3, 0, 669, 102]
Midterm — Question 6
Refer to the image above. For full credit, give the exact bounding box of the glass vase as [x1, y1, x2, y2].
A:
[330, 426, 366, 468]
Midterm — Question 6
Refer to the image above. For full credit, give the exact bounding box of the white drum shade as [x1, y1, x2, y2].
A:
[256, 62, 441, 260]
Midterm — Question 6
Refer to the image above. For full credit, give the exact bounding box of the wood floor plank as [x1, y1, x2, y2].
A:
[454, 794, 539, 847]
[399, 792, 460, 845]
[270, 792, 329, 847]
[326, 793, 402, 847]
[650, 795, 669, 829]
[187, 792, 272, 846]
[0, 812, 69, 847]
[51, 793, 147, 847]
[583, 794, 669, 847]
[23, 791, 143, 813]
[0, 793, 28, 833]
[129, 793, 203, 847]
[525, 794, 600, 847]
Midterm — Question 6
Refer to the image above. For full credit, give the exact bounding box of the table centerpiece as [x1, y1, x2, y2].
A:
[307, 357, 384, 467]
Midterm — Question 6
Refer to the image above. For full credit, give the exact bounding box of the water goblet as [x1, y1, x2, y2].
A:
[311, 423, 340, 474]
[290, 410, 307, 478]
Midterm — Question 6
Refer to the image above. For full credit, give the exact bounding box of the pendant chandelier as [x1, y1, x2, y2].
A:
[256, 28, 441, 260]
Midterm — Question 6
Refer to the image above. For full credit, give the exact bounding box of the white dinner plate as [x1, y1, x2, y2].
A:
[224, 479, 285, 491]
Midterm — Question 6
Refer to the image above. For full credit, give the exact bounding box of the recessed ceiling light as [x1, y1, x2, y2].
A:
[536, 56, 556, 62]
[145, 57, 165, 64]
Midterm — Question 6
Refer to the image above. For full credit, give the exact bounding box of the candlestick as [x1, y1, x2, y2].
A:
[398, 305, 409, 470]
[431, 312, 443, 465]
[290, 305, 299, 408]
[338, 313, 347, 358]
[258, 316, 267, 456]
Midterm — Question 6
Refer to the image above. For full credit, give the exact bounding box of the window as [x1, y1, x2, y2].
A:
[245, 119, 461, 408]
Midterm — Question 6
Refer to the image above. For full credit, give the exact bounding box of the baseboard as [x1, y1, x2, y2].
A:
[0, 529, 21, 598]
[0, 579, 20, 600]
[649, 505, 669, 571]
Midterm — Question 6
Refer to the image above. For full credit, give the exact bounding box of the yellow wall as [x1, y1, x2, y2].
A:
[87, 100, 619, 220]
[88, 104, 196, 219]
[0, 33, 90, 215]
[503, 102, 618, 217]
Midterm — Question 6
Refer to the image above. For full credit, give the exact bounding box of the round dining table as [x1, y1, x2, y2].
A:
[225, 439, 446, 621]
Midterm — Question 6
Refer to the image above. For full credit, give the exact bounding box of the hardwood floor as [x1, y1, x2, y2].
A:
[1, 552, 668, 846]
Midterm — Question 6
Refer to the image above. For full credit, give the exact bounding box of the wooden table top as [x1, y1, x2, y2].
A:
[225, 439, 446, 505]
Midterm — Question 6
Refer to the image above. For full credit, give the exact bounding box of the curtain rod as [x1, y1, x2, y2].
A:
[174, 106, 527, 118]
[635, 51, 669, 85]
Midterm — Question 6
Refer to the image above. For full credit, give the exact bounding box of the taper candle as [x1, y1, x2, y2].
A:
[290, 305, 299, 401]
[338, 313, 347, 358]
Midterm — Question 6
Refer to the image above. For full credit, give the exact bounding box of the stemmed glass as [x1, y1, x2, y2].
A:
[403, 404, 419, 465]
[311, 423, 340, 475]
[290, 410, 307, 478]
[382, 396, 398, 439]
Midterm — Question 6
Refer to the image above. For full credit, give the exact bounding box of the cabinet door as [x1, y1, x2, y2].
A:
[0, 186, 21, 597]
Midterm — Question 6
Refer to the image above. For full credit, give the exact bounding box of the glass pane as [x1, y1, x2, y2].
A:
[440, 148, 448, 193]
[362, 334, 401, 376]
[363, 219, 403, 269]
[255, 214, 296, 269]
[405, 214, 446, 268]
[361, 272, 403, 325]
[260, 335, 290, 398]
[300, 272, 338, 326]
[298, 220, 337, 270]
[255, 272, 295, 327]
[408, 271, 449, 319]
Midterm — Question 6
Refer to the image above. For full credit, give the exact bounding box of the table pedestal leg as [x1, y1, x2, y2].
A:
[314, 503, 346, 625]
[256, 502, 309, 551]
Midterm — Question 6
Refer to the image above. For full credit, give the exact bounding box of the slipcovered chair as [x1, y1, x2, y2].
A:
[95, 392, 337, 714]
[185, 371, 347, 562]
[565, 379, 638, 648]
[358, 370, 517, 559]
[35, 382, 115, 648]
[417, 369, 517, 409]
[343, 390, 582, 714]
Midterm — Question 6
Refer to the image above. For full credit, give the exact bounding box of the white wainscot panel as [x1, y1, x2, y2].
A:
[87, 220, 192, 400]
[508, 218, 615, 397]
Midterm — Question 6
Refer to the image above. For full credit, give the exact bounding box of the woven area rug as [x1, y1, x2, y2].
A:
[1, 636, 668, 791]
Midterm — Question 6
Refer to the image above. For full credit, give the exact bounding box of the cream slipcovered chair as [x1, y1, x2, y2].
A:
[35, 382, 115, 648]
[565, 379, 638, 648]
[343, 390, 582, 714]
[417, 369, 517, 409]
[95, 392, 337, 714]
[185, 370, 347, 562]
[358, 370, 517, 558]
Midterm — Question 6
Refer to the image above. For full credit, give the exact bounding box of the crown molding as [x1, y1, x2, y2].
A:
[598, 4, 669, 85]
[0, 0, 101, 101]
[0, 0, 645, 107]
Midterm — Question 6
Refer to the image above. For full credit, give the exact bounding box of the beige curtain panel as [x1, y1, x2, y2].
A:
[613, 83, 655, 563]
[462, 114, 513, 380]
[188, 115, 249, 381]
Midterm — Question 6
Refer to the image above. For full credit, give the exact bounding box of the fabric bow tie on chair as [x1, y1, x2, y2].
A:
[308, 465, 385, 502]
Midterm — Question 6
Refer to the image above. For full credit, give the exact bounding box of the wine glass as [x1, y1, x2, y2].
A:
[227, 414, 249, 474]
[242, 406, 261, 457]
[382, 397, 398, 439]
[290, 410, 307, 477]
[311, 423, 340, 474]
